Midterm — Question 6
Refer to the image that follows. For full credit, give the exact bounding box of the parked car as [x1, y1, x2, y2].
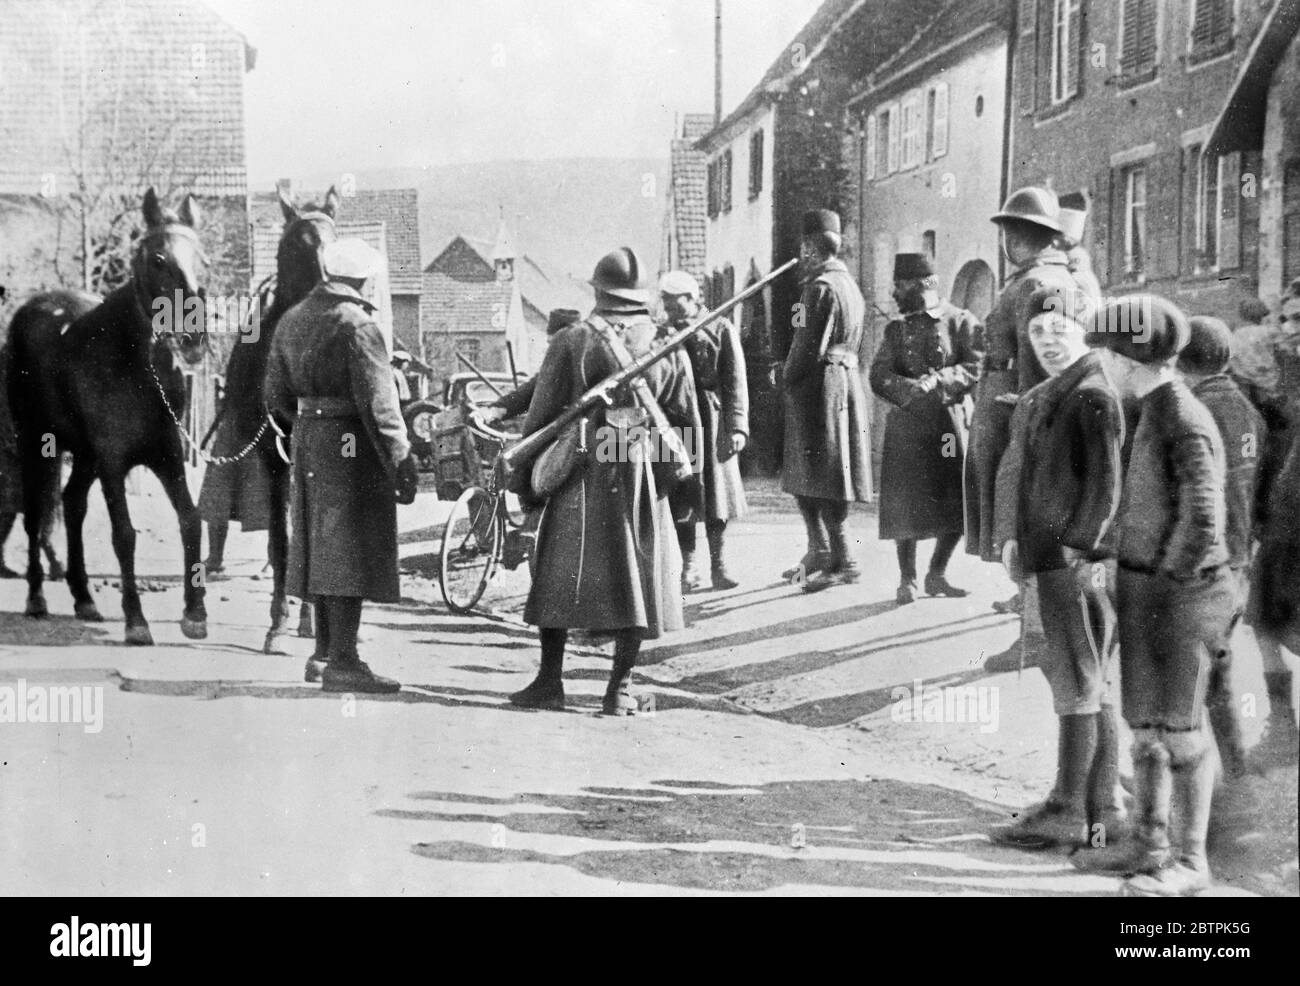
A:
[405, 371, 521, 486]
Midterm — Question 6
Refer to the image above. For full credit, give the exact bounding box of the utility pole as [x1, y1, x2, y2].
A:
[714, 0, 723, 125]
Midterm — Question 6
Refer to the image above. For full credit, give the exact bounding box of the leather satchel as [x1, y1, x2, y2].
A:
[530, 415, 589, 499]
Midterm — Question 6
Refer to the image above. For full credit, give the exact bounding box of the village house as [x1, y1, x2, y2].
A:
[845, 0, 1011, 479]
[660, 112, 714, 288]
[1008, 0, 1273, 321]
[0, 0, 256, 464]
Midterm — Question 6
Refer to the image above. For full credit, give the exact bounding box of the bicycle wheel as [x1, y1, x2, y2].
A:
[439, 486, 500, 613]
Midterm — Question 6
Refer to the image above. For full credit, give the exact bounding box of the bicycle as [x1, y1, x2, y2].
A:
[438, 410, 534, 613]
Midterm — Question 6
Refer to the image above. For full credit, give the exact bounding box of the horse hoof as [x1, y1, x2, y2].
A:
[263, 631, 289, 656]
[181, 616, 207, 640]
[125, 625, 154, 646]
[74, 602, 104, 622]
[25, 596, 48, 618]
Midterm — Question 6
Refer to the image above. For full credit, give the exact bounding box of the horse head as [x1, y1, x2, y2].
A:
[135, 187, 209, 367]
[275, 184, 340, 305]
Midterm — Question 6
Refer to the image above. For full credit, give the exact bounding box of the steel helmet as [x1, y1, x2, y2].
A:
[589, 246, 651, 305]
[991, 186, 1063, 234]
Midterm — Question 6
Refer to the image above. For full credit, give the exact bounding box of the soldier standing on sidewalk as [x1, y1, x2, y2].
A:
[658, 270, 749, 592]
[780, 208, 872, 593]
[869, 252, 983, 605]
[264, 238, 419, 694]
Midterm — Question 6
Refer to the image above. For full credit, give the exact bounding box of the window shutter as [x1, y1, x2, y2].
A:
[1035, 0, 1053, 110]
[1192, 0, 1232, 52]
[1241, 148, 1261, 277]
[1181, 145, 1201, 276]
[1149, 150, 1181, 278]
[1122, 0, 1157, 77]
[1219, 150, 1241, 270]
[1284, 159, 1300, 285]
[1095, 166, 1115, 286]
[931, 82, 949, 158]
[887, 102, 901, 173]
[1066, 0, 1082, 97]
[1017, 0, 1039, 115]
[864, 114, 877, 180]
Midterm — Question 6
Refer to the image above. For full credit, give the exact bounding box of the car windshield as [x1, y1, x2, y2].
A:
[463, 380, 505, 405]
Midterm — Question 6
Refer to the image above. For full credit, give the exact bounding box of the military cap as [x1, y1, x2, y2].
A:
[893, 253, 934, 281]
[391, 349, 412, 363]
[324, 238, 384, 280]
[590, 246, 651, 306]
[992, 186, 1063, 234]
[1179, 316, 1233, 375]
[801, 209, 841, 236]
[659, 270, 700, 298]
[547, 308, 582, 334]
[1087, 294, 1190, 364]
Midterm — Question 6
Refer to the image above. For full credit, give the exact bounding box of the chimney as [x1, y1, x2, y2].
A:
[714, 0, 723, 125]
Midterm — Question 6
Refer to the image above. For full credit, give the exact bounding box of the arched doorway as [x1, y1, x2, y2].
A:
[950, 259, 996, 319]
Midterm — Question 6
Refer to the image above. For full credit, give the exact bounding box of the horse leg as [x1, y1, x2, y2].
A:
[62, 456, 101, 621]
[99, 469, 151, 645]
[263, 455, 292, 654]
[151, 457, 207, 640]
[20, 452, 57, 618]
[297, 600, 315, 638]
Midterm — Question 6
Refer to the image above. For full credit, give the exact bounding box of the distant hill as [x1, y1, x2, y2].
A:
[287, 157, 670, 284]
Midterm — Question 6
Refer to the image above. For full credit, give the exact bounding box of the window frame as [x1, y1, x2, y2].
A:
[1049, 0, 1082, 106]
[929, 81, 949, 160]
[900, 90, 924, 170]
[748, 128, 765, 200]
[1188, 0, 1236, 66]
[864, 113, 878, 181]
[1122, 163, 1148, 277]
[886, 100, 902, 174]
[1118, 0, 1160, 89]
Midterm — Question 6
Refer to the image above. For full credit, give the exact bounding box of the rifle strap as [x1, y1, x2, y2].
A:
[587, 316, 675, 437]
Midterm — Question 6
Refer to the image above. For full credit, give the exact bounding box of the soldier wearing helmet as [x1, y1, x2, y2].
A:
[658, 269, 750, 592]
[965, 186, 1078, 672]
[508, 247, 701, 716]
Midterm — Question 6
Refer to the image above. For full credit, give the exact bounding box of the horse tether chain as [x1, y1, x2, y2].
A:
[147, 360, 273, 467]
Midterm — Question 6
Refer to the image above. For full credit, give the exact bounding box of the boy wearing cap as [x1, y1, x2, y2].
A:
[869, 252, 983, 604]
[1082, 294, 1234, 897]
[1177, 316, 1266, 780]
[782, 208, 872, 592]
[990, 287, 1125, 851]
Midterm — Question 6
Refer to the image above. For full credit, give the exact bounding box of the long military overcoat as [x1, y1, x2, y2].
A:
[669, 314, 748, 524]
[264, 282, 410, 602]
[522, 312, 700, 637]
[869, 302, 983, 540]
[780, 258, 872, 502]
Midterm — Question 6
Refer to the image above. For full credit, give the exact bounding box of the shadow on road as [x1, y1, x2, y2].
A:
[389, 777, 1116, 896]
[0, 611, 112, 647]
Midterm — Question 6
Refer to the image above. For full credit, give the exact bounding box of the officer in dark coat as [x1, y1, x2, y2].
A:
[659, 270, 749, 591]
[509, 247, 700, 716]
[265, 239, 418, 694]
[781, 208, 872, 592]
[484, 308, 584, 420]
[870, 253, 983, 604]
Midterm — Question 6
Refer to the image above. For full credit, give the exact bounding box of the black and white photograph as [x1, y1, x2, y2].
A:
[0, 0, 1297, 918]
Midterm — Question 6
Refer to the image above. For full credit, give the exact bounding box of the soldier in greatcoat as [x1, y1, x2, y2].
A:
[508, 247, 701, 716]
[658, 270, 749, 591]
[265, 239, 418, 694]
[965, 187, 1077, 671]
[869, 253, 983, 604]
[781, 208, 872, 593]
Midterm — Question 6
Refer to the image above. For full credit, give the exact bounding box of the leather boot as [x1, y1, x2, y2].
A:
[1125, 745, 1214, 897]
[992, 714, 1094, 849]
[706, 521, 738, 590]
[680, 550, 705, 593]
[785, 498, 831, 582]
[601, 632, 641, 716]
[319, 596, 399, 694]
[803, 522, 859, 593]
[1085, 705, 1130, 846]
[1074, 737, 1172, 874]
[305, 597, 331, 683]
[510, 628, 567, 710]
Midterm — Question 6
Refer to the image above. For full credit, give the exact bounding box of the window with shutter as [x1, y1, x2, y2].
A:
[887, 102, 901, 173]
[1123, 164, 1147, 276]
[1093, 167, 1111, 284]
[931, 82, 949, 159]
[1119, 0, 1158, 87]
[901, 91, 922, 169]
[1218, 150, 1241, 270]
[721, 148, 733, 213]
[864, 114, 877, 181]
[1196, 147, 1221, 270]
[1018, 0, 1038, 116]
[1190, 0, 1234, 64]
[707, 159, 718, 217]
[749, 129, 764, 199]
[1049, 0, 1082, 105]
[1181, 144, 1201, 275]
[1284, 159, 1300, 285]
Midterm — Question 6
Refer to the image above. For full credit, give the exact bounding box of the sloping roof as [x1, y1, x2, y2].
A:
[858, 0, 1010, 97]
[420, 269, 516, 336]
[0, 0, 253, 196]
[681, 112, 716, 142]
[1206, 0, 1300, 156]
[426, 234, 590, 326]
[251, 186, 422, 293]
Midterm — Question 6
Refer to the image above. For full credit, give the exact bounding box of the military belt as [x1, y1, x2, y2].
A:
[297, 396, 359, 418]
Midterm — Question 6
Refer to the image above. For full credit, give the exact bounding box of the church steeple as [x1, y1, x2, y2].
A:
[492, 207, 516, 282]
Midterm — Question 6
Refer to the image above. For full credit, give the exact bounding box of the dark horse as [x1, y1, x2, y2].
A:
[7, 188, 209, 644]
[218, 184, 338, 653]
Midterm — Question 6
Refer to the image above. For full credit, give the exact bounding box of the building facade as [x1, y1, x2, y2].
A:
[1009, 0, 1272, 320]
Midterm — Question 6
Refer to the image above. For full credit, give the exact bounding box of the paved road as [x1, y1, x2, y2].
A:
[0, 478, 1294, 895]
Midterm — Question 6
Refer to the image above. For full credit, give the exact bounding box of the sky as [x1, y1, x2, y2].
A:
[202, 0, 826, 182]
